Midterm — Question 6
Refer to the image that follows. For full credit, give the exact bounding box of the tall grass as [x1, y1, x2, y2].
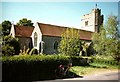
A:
[90, 55, 119, 68]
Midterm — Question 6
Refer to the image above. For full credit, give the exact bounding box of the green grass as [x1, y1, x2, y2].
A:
[90, 63, 119, 69]
[70, 63, 119, 76]
[70, 55, 120, 76]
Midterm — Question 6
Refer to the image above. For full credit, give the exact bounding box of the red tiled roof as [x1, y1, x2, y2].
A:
[14, 25, 34, 37]
[38, 23, 67, 37]
[38, 23, 93, 40]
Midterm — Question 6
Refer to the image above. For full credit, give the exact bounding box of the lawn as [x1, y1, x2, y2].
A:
[70, 63, 119, 76]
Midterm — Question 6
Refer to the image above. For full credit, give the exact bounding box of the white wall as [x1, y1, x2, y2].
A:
[31, 23, 42, 53]
[10, 24, 15, 37]
[80, 9, 96, 32]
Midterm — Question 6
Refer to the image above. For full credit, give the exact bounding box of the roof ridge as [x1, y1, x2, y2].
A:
[37, 22, 68, 28]
[14, 25, 34, 28]
[37, 22, 93, 33]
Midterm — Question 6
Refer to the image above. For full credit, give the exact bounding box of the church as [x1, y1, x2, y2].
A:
[10, 8, 104, 54]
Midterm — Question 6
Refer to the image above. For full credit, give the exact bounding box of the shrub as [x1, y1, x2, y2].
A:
[2, 35, 20, 56]
[70, 56, 89, 66]
[2, 55, 69, 81]
[2, 44, 15, 56]
[91, 55, 118, 65]
[2, 54, 90, 81]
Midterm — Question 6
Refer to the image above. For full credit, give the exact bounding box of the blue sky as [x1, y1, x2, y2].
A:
[1, 2, 119, 28]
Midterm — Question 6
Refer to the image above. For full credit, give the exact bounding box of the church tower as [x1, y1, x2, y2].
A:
[80, 5, 104, 32]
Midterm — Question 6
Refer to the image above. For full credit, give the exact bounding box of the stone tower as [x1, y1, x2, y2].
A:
[80, 7, 104, 32]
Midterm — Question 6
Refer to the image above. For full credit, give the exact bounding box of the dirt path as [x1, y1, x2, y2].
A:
[84, 69, 119, 76]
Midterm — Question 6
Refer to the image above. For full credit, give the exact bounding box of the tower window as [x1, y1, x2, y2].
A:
[85, 21, 88, 26]
[34, 32, 37, 47]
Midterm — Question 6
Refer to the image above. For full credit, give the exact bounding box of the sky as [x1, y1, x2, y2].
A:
[118, 2, 120, 29]
[1, 2, 119, 29]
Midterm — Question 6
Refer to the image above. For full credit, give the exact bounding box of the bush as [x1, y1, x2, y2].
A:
[2, 55, 90, 81]
[70, 56, 89, 66]
[2, 35, 20, 56]
[2, 55, 69, 81]
[90, 55, 118, 65]
[2, 44, 15, 56]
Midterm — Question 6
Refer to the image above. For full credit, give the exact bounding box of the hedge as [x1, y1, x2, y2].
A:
[2, 54, 89, 81]
[90, 55, 118, 65]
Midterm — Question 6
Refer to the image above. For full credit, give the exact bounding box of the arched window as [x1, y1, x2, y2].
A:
[34, 32, 37, 47]
[54, 41, 58, 50]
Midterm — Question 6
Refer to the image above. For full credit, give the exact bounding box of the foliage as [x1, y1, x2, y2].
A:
[19, 47, 38, 55]
[70, 56, 89, 66]
[17, 18, 33, 27]
[2, 20, 12, 36]
[2, 54, 68, 62]
[71, 65, 119, 76]
[2, 54, 118, 81]
[90, 55, 118, 65]
[0, 23, 2, 31]
[2, 55, 69, 81]
[2, 35, 20, 56]
[29, 48, 38, 55]
[2, 54, 90, 81]
[0, 24, 2, 48]
[19, 47, 30, 56]
[2, 54, 89, 66]
[59, 28, 82, 56]
[87, 42, 96, 56]
[80, 41, 89, 56]
[2, 44, 15, 56]
[92, 25, 107, 55]
[92, 15, 120, 62]
[105, 16, 120, 62]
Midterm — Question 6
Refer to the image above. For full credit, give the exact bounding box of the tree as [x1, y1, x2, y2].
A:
[105, 15, 120, 61]
[0, 24, 2, 53]
[17, 18, 33, 27]
[58, 28, 82, 56]
[2, 20, 12, 36]
[2, 36, 20, 56]
[92, 25, 107, 55]
[92, 15, 120, 62]
[0, 23, 2, 31]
